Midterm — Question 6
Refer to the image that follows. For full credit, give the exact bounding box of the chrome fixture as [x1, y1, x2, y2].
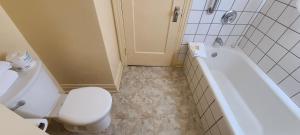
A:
[213, 37, 223, 46]
[211, 52, 218, 58]
[172, 6, 181, 22]
[10, 100, 26, 111]
[207, 0, 220, 15]
[221, 10, 237, 24]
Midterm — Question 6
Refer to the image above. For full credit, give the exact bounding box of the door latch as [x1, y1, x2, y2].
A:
[172, 6, 181, 22]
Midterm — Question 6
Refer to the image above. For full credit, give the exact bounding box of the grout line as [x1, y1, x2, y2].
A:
[251, 1, 290, 64]
[203, 1, 222, 43]
[192, 0, 209, 42]
[227, 0, 249, 47]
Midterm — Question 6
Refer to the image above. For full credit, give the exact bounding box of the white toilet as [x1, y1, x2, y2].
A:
[2, 62, 112, 133]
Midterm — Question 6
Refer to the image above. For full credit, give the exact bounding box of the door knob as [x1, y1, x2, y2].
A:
[172, 6, 181, 22]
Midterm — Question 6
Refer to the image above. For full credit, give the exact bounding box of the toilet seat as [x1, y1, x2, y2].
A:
[58, 87, 112, 126]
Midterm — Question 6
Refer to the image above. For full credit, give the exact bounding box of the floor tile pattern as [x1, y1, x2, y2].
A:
[47, 66, 204, 135]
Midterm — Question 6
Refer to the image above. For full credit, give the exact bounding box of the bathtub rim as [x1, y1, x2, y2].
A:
[195, 46, 300, 135]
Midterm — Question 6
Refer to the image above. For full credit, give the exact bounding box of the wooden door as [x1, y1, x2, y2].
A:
[122, 0, 185, 66]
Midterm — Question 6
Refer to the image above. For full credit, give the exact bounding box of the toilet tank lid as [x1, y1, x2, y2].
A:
[58, 87, 112, 125]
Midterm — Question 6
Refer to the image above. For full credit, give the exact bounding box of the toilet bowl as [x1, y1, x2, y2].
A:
[57, 87, 112, 133]
[2, 62, 112, 133]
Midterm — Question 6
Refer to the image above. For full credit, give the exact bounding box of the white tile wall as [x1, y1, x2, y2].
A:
[181, 3, 300, 134]
[238, 0, 300, 107]
[175, 0, 264, 66]
[184, 50, 234, 135]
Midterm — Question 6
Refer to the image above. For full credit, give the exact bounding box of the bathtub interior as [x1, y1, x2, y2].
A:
[185, 47, 300, 135]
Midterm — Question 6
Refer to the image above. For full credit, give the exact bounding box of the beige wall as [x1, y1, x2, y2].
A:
[0, 5, 35, 60]
[93, 0, 122, 87]
[0, 7, 48, 134]
[0, 0, 122, 91]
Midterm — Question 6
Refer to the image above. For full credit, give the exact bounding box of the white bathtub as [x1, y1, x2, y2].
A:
[190, 46, 300, 135]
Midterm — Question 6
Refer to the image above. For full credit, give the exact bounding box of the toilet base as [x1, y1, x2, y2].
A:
[63, 113, 111, 133]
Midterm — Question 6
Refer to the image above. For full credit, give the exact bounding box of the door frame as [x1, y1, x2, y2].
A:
[111, 0, 192, 66]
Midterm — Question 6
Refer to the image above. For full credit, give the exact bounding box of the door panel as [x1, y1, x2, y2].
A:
[122, 0, 185, 66]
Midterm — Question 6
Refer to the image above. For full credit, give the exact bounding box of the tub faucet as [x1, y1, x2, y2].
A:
[213, 37, 223, 47]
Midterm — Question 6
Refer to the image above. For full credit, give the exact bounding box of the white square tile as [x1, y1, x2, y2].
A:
[250, 48, 265, 63]
[217, 118, 233, 135]
[176, 53, 186, 65]
[245, 0, 263, 11]
[188, 11, 202, 23]
[245, 26, 255, 38]
[208, 24, 222, 35]
[260, 0, 274, 14]
[231, 0, 248, 11]
[194, 35, 206, 42]
[267, 44, 288, 62]
[196, 66, 203, 78]
[278, 53, 300, 73]
[258, 56, 276, 72]
[291, 17, 300, 33]
[201, 12, 216, 23]
[291, 93, 300, 107]
[278, 29, 300, 50]
[291, 43, 300, 57]
[205, 131, 212, 135]
[185, 24, 198, 34]
[197, 102, 204, 116]
[252, 13, 264, 27]
[250, 29, 264, 44]
[182, 35, 194, 43]
[238, 36, 248, 48]
[292, 67, 300, 81]
[200, 76, 209, 90]
[258, 17, 275, 33]
[193, 88, 199, 100]
[243, 41, 255, 55]
[267, 65, 289, 83]
[205, 36, 217, 46]
[219, 25, 234, 35]
[267, 22, 287, 41]
[218, 0, 234, 10]
[205, 87, 215, 105]
[204, 109, 216, 127]
[210, 124, 221, 135]
[290, 0, 298, 7]
[196, 83, 204, 100]
[179, 45, 188, 53]
[241, 25, 250, 35]
[200, 95, 209, 112]
[213, 11, 226, 23]
[278, 6, 299, 26]
[279, 76, 300, 97]
[201, 115, 209, 131]
[191, 0, 206, 10]
[192, 74, 200, 90]
[231, 25, 246, 35]
[266, 1, 287, 20]
[237, 12, 254, 24]
[279, 0, 292, 4]
[226, 36, 239, 47]
[258, 36, 275, 53]
[210, 101, 223, 120]
[197, 24, 210, 34]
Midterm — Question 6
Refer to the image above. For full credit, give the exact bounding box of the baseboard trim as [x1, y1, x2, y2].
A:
[61, 83, 118, 93]
[114, 62, 123, 91]
[61, 63, 124, 93]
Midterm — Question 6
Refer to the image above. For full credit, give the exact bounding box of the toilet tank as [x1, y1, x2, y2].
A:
[4, 62, 61, 118]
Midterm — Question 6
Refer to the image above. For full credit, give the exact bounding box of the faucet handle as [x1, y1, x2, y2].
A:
[10, 100, 26, 111]
[213, 37, 224, 47]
